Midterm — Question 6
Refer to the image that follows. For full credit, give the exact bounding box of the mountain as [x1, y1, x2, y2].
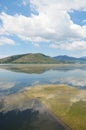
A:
[54, 55, 77, 61]
[53, 55, 86, 63]
[0, 53, 86, 64]
[0, 53, 59, 64]
[80, 57, 86, 60]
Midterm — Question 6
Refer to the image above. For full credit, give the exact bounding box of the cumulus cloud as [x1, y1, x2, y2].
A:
[22, 0, 30, 6]
[0, 36, 15, 45]
[0, 0, 86, 49]
[50, 40, 86, 51]
[82, 19, 86, 24]
[30, 0, 86, 11]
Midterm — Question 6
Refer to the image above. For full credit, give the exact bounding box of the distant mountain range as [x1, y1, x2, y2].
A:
[53, 55, 86, 63]
[0, 53, 86, 64]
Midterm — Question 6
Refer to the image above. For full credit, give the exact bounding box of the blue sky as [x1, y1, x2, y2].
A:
[0, 0, 86, 58]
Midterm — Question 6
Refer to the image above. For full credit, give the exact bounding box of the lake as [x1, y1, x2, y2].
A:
[0, 64, 86, 96]
[0, 64, 86, 130]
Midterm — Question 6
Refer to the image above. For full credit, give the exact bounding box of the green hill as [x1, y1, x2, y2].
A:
[0, 53, 59, 64]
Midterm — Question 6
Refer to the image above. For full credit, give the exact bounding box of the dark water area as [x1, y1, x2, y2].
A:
[0, 109, 37, 130]
[0, 99, 69, 130]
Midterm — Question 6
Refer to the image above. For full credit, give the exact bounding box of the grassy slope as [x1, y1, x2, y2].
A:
[0, 53, 58, 64]
[0, 54, 27, 63]
[12, 53, 58, 64]
[2, 84, 86, 130]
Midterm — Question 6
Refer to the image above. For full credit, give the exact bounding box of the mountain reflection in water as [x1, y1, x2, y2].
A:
[0, 64, 86, 97]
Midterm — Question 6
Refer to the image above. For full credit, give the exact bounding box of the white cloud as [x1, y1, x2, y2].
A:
[22, 0, 30, 6]
[65, 41, 86, 50]
[0, 36, 15, 45]
[30, 0, 86, 11]
[0, 0, 86, 49]
[82, 19, 86, 24]
[50, 40, 86, 51]
[32, 42, 40, 47]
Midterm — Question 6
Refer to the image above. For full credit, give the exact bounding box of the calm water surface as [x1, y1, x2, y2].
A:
[0, 64, 86, 96]
[0, 64, 86, 130]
